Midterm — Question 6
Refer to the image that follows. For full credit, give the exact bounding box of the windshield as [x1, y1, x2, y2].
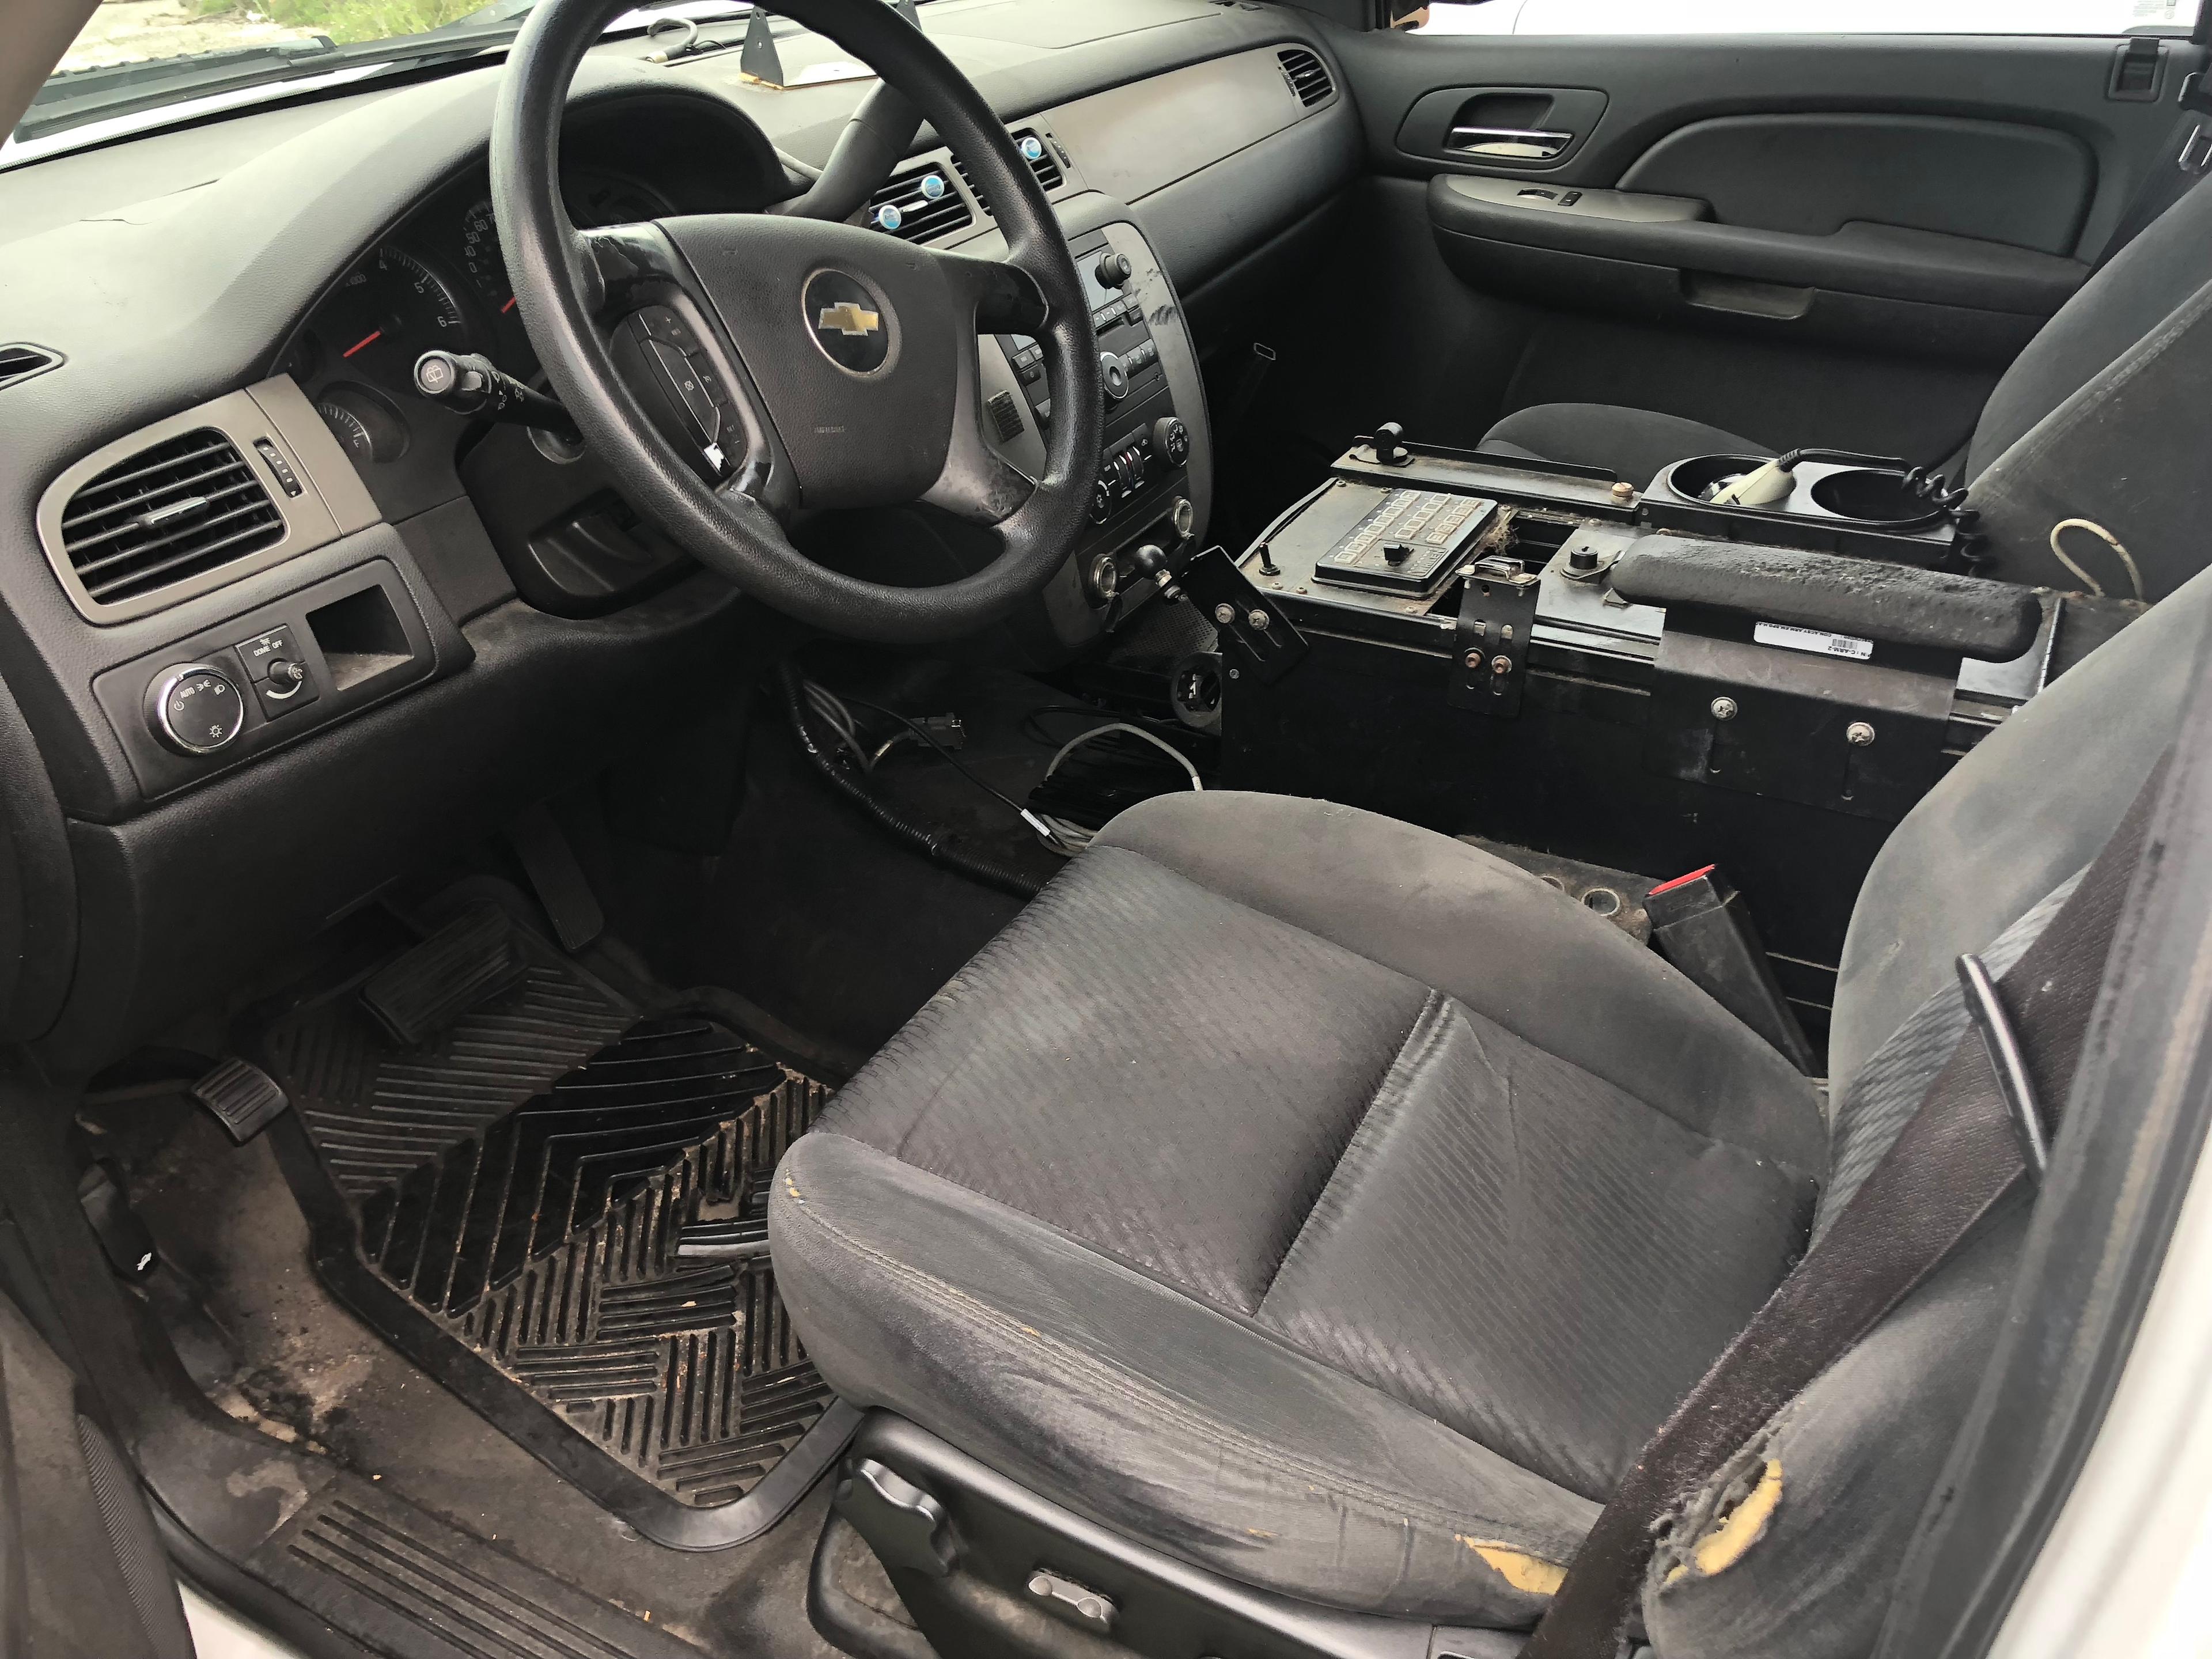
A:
[57, 0, 506, 70]
[11, 0, 748, 162]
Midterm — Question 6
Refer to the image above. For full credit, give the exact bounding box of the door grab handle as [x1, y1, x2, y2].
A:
[1446, 126, 1574, 159]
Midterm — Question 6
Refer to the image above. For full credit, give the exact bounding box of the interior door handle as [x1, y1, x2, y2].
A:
[1446, 126, 1574, 160]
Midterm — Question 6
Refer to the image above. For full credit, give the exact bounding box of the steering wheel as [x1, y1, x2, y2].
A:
[491, 0, 1103, 643]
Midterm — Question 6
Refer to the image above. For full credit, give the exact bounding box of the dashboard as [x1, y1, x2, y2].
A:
[0, 0, 1362, 1067]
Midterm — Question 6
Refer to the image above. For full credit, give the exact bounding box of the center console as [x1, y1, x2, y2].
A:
[1192, 434, 2141, 1051]
[977, 221, 1208, 645]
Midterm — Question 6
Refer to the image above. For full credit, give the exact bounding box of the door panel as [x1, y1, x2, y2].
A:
[1616, 113, 2094, 252]
[1280, 29, 2205, 474]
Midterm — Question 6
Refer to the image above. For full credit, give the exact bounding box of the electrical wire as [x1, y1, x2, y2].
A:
[802, 679, 873, 771]
[1031, 722, 1203, 855]
[777, 665, 1043, 898]
[798, 675, 1206, 862]
[2047, 518, 2145, 602]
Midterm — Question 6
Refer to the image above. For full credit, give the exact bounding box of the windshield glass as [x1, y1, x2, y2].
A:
[57, 0, 497, 70]
[12, 0, 749, 162]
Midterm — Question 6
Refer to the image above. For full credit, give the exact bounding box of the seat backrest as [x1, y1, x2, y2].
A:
[1827, 559, 2209, 1107]
[1968, 175, 2212, 480]
[1643, 562, 2210, 1659]
[1964, 179, 2212, 599]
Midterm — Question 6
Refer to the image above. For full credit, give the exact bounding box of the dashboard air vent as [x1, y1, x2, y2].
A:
[1278, 46, 1334, 107]
[0, 343, 61, 392]
[953, 130, 1063, 216]
[60, 427, 285, 607]
[865, 161, 974, 242]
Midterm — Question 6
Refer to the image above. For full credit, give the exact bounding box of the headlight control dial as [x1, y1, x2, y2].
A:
[146, 662, 246, 756]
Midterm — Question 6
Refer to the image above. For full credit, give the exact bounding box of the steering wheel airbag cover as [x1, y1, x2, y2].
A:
[491, 0, 1100, 643]
[665, 215, 956, 510]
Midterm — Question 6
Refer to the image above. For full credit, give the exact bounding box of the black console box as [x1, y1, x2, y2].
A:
[1217, 439, 2137, 1047]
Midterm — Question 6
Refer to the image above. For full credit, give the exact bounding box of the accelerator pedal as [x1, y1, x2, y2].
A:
[359, 906, 527, 1046]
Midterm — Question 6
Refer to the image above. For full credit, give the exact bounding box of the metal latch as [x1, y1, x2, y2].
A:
[1449, 556, 1540, 715]
[1176, 544, 1309, 684]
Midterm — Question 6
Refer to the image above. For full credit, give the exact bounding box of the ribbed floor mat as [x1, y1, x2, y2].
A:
[260, 926, 857, 1548]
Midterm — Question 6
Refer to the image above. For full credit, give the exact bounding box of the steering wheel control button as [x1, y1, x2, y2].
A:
[646, 339, 720, 444]
[147, 662, 247, 756]
[1094, 250, 1134, 289]
[1099, 351, 1129, 400]
[804, 269, 893, 376]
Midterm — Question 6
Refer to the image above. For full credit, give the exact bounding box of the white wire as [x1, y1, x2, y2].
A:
[2047, 518, 2145, 603]
[1030, 722, 1203, 858]
[801, 679, 873, 772]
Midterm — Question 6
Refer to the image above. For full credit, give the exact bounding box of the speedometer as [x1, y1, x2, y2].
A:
[312, 247, 478, 394]
[459, 198, 512, 314]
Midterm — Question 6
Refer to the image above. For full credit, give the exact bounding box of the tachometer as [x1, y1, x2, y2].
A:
[459, 198, 513, 315]
[312, 247, 478, 393]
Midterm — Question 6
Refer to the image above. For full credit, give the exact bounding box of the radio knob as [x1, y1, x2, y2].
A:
[146, 662, 247, 756]
[1099, 351, 1129, 402]
[1152, 415, 1191, 468]
[1094, 250, 1134, 289]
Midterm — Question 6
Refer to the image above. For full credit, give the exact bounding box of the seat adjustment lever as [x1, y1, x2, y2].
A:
[834, 1458, 959, 1577]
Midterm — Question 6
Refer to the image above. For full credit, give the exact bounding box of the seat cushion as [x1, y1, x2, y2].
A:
[771, 794, 1824, 1624]
[1480, 402, 1772, 487]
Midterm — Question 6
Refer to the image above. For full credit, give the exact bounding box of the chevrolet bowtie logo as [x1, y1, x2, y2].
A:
[817, 301, 881, 338]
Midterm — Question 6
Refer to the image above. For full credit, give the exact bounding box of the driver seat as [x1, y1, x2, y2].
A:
[770, 567, 2209, 1654]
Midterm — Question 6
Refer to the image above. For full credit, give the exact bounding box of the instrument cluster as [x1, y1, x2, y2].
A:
[277, 168, 676, 487]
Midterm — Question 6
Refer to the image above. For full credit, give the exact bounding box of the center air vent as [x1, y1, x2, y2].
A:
[0, 343, 61, 392]
[59, 428, 285, 608]
[865, 161, 974, 242]
[1278, 46, 1334, 107]
[953, 130, 1064, 217]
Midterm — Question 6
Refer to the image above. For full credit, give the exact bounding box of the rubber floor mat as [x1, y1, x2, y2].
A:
[259, 927, 858, 1548]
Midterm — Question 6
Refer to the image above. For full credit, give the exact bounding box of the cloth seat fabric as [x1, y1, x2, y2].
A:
[772, 562, 2212, 1643]
[1480, 402, 1770, 488]
[772, 794, 1825, 1625]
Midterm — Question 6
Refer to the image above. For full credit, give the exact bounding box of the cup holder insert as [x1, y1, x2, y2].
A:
[1664, 454, 1772, 505]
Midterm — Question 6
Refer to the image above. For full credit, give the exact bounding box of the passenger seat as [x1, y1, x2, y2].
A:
[1480, 176, 2212, 601]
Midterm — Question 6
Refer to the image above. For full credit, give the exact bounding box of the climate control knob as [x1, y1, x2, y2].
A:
[146, 662, 247, 756]
[1153, 415, 1191, 468]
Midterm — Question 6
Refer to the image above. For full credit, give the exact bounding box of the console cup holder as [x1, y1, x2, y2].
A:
[1663, 454, 1771, 504]
[1807, 467, 1937, 528]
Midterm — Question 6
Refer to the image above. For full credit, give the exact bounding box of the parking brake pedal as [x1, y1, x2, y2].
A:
[359, 905, 527, 1046]
[189, 1056, 292, 1143]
